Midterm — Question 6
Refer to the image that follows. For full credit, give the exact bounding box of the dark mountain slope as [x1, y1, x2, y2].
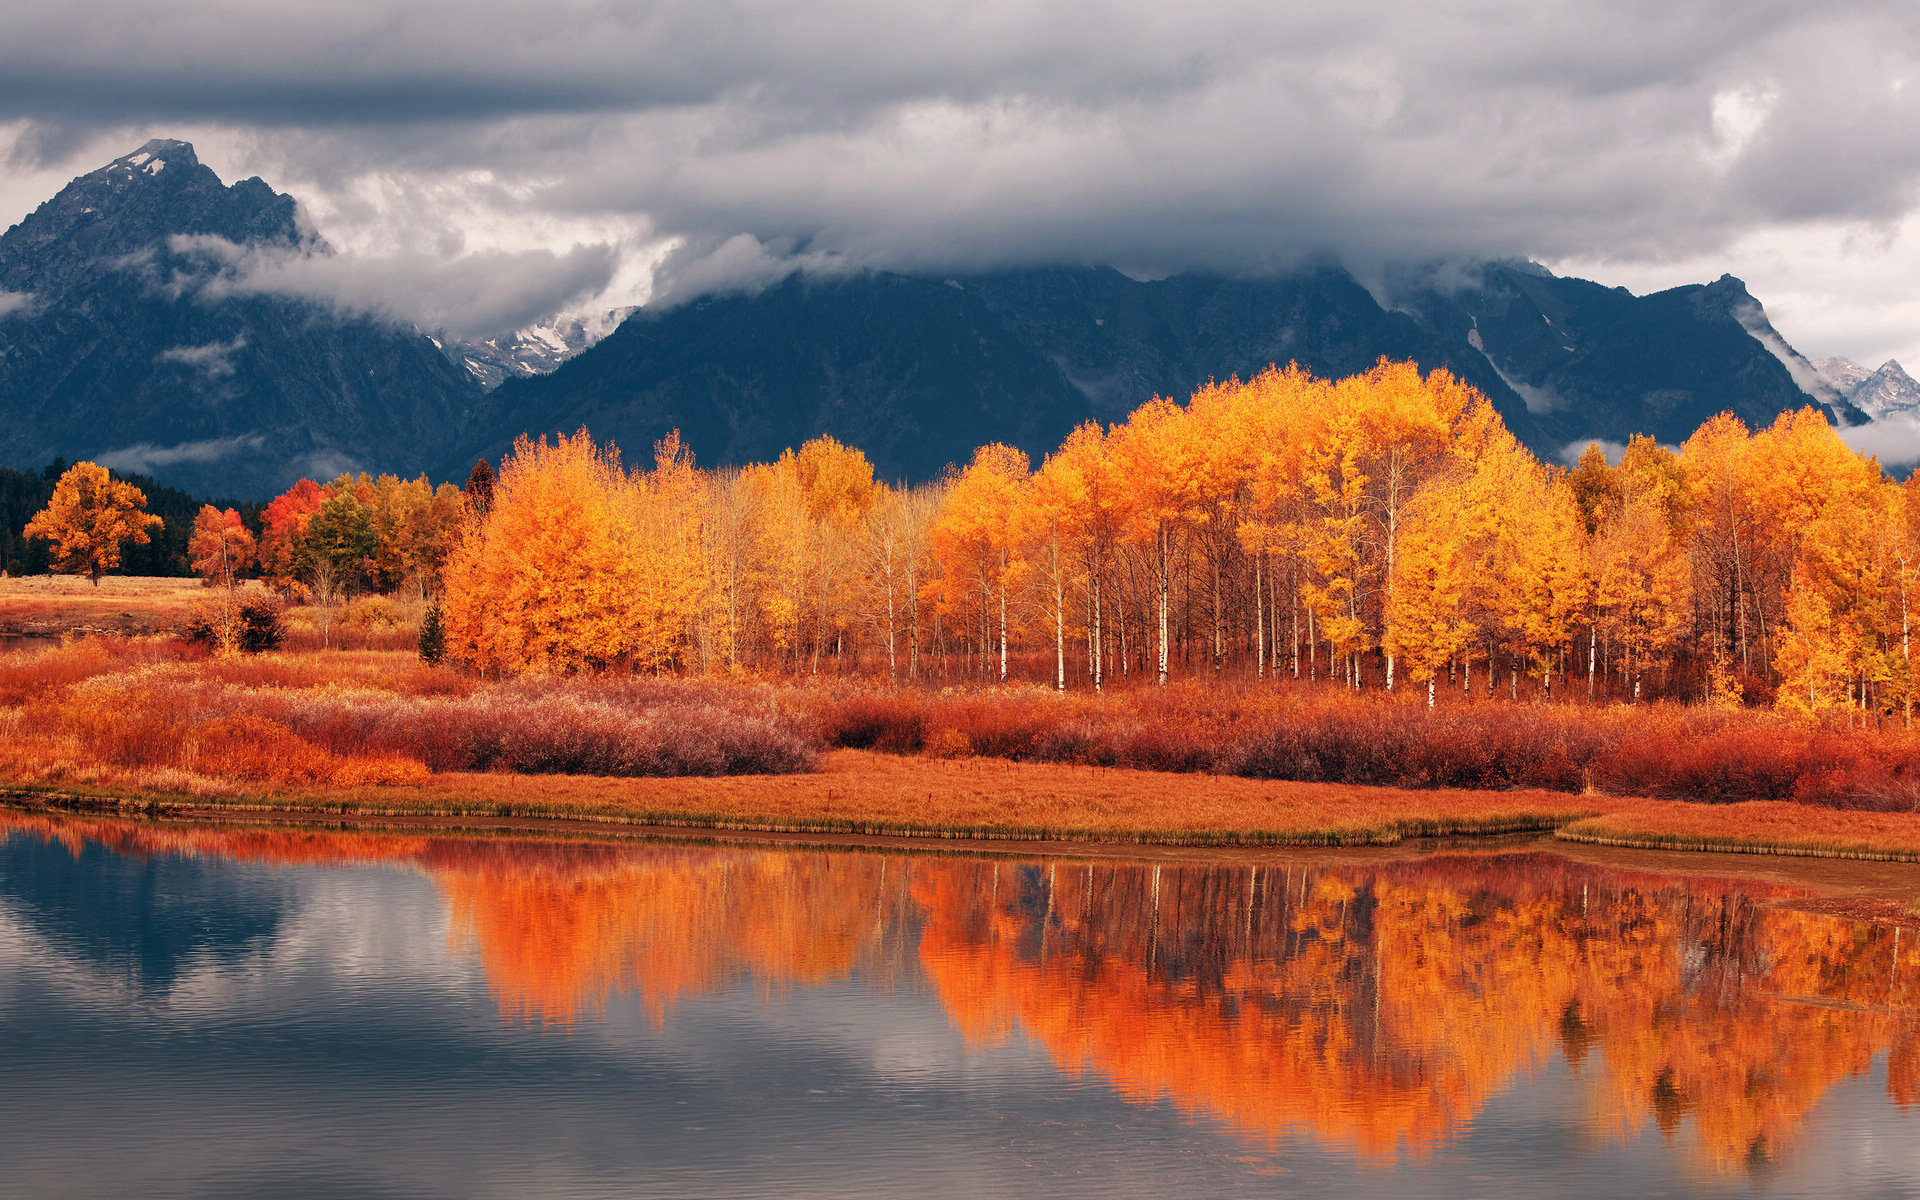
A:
[1401, 262, 1856, 450]
[0, 140, 482, 498]
[462, 266, 1549, 482]
[460, 273, 1106, 482]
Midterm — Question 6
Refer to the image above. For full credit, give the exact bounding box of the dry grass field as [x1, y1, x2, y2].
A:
[9, 616, 1920, 861]
[0, 575, 234, 636]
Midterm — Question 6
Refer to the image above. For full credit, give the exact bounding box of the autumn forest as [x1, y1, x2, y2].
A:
[400, 360, 1908, 717]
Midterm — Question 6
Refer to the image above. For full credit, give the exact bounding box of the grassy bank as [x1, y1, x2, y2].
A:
[11, 632, 1920, 859]
[16, 749, 1920, 862]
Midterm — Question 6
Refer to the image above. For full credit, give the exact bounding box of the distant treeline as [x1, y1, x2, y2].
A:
[0, 461, 259, 578]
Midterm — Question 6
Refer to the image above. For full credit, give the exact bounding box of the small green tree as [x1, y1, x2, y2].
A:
[307, 490, 378, 593]
[418, 604, 446, 665]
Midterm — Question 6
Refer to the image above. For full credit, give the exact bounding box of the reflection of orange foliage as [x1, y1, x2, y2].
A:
[430, 843, 905, 1028]
[915, 854, 1920, 1173]
[0, 810, 429, 869]
[10, 809, 1920, 1175]
[0, 811, 906, 1032]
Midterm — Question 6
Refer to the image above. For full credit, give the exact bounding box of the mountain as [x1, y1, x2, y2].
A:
[453, 262, 1848, 482]
[0, 140, 483, 498]
[0, 142, 1859, 495]
[1397, 262, 1861, 453]
[1815, 356, 1920, 421]
[451, 265, 1559, 484]
[454, 266, 1561, 483]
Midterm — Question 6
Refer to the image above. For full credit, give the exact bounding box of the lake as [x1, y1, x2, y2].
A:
[2, 810, 1917, 1198]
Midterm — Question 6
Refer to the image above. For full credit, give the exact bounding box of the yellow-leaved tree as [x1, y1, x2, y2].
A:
[24, 462, 163, 586]
[1383, 471, 1477, 706]
[927, 443, 1030, 683]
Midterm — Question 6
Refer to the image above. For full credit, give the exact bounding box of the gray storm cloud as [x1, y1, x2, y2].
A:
[4, 2, 1918, 268]
[0, 0, 1916, 339]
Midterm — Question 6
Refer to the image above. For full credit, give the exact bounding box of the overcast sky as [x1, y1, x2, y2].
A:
[2, 0, 1918, 368]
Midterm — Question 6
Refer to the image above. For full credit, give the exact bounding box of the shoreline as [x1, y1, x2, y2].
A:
[11, 786, 1920, 929]
[11, 747, 1920, 869]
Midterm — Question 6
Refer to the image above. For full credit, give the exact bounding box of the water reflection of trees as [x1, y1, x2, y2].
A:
[913, 854, 1920, 1172]
[6, 812, 1918, 1173]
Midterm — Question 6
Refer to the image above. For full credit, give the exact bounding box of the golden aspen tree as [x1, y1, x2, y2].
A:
[23, 462, 163, 586]
[1238, 366, 1329, 681]
[1885, 478, 1920, 724]
[794, 436, 878, 672]
[704, 468, 763, 672]
[744, 456, 809, 663]
[1299, 393, 1374, 689]
[854, 484, 916, 684]
[1027, 440, 1102, 692]
[1591, 490, 1691, 704]
[1350, 361, 1479, 692]
[1499, 474, 1587, 699]
[928, 444, 1031, 683]
[622, 432, 709, 672]
[1044, 422, 1119, 689]
[1747, 410, 1886, 714]
[1383, 473, 1477, 706]
[1776, 561, 1853, 718]
[1681, 414, 1762, 680]
[1109, 397, 1210, 685]
[1447, 424, 1535, 698]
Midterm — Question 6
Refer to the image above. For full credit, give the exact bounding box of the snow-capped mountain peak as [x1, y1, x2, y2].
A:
[1816, 355, 1920, 421]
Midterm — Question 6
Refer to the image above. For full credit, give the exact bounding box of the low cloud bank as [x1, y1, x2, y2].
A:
[166, 235, 618, 341]
[95, 433, 266, 475]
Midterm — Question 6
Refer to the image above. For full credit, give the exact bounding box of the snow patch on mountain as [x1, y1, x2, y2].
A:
[443, 306, 636, 389]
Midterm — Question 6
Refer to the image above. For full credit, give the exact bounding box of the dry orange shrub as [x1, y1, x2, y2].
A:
[15, 636, 1920, 860]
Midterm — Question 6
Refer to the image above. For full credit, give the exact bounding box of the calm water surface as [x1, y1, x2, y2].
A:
[3, 811, 1918, 1198]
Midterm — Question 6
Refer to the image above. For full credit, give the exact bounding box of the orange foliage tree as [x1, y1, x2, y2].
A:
[23, 462, 163, 586]
[189, 505, 257, 591]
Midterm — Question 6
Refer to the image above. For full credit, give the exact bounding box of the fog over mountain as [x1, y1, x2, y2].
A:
[1, 0, 1918, 474]
[0, 139, 1884, 493]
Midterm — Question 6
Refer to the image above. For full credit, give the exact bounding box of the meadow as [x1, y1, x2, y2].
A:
[11, 619, 1920, 861]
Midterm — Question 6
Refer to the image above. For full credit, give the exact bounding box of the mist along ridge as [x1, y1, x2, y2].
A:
[7, 808, 1920, 1187]
[15, 359, 1920, 856]
[0, 145, 1859, 499]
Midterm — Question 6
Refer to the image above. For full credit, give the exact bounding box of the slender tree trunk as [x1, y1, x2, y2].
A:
[1254, 554, 1265, 680]
[1588, 624, 1596, 702]
[1307, 606, 1317, 684]
[1157, 524, 1170, 687]
[1290, 569, 1300, 679]
[1053, 535, 1066, 692]
[998, 556, 1008, 686]
[1092, 562, 1104, 691]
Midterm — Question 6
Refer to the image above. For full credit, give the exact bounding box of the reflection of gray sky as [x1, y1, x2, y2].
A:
[0, 840, 1915, 1198]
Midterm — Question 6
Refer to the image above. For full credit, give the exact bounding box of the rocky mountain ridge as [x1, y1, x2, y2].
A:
[0, 139, 483, 498]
